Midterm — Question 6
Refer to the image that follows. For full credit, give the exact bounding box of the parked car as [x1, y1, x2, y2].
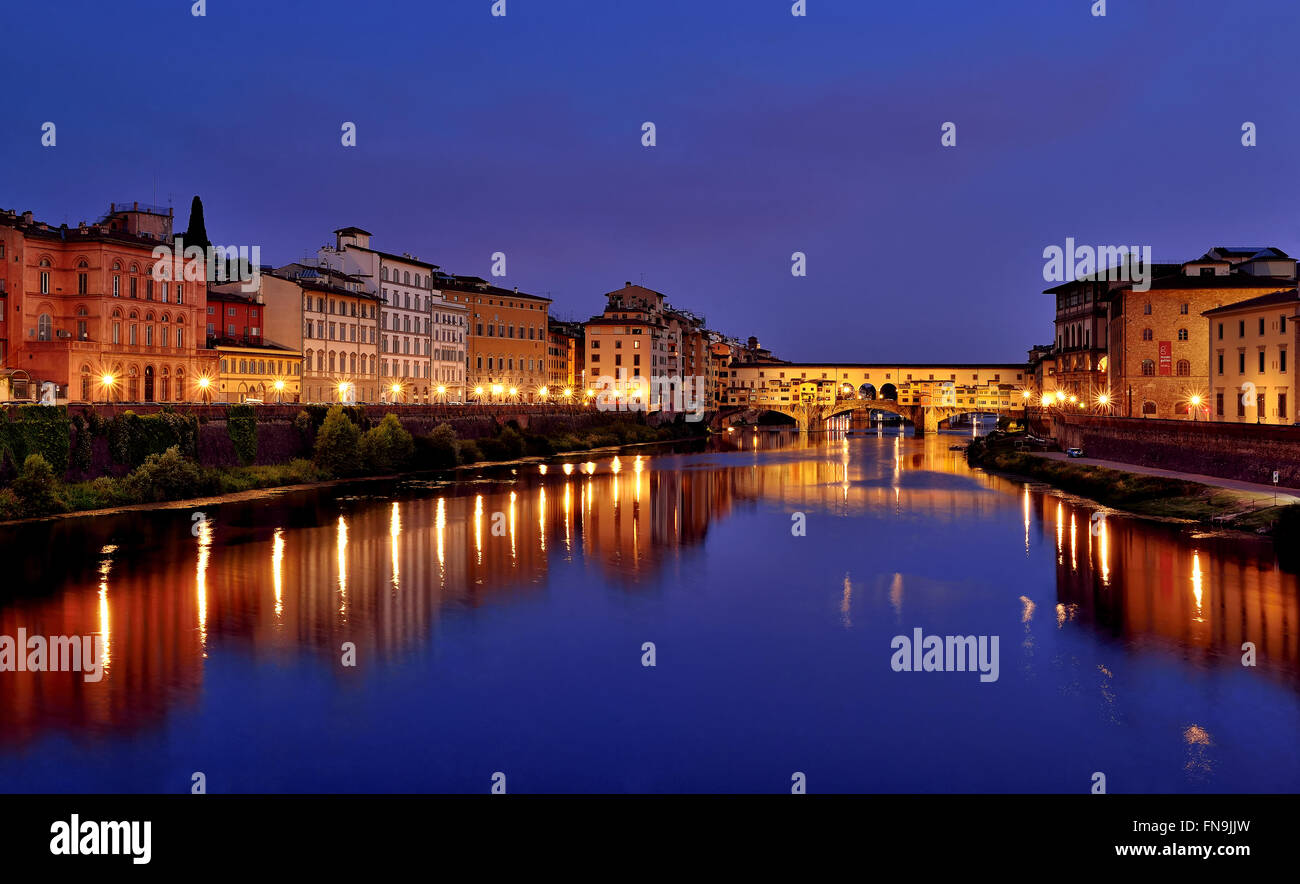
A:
[243, 398, 264, 405]
[1065, 447, 1085, 458]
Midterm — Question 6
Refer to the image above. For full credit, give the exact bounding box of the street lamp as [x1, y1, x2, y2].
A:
[197, 374, 211, 404]
[390, 382, 403, 403]
[273, 378, 285, 404]
[101, 372, 116, 405]
[1189, 394, 1202, 421]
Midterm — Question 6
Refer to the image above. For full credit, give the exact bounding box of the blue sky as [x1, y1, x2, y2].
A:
[3, 0, 1298, 361]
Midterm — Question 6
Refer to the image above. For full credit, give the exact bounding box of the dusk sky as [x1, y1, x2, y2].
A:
[4, 0, 1298, 363]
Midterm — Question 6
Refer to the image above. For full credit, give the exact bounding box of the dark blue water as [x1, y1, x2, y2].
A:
[1, 431, 1297, 793]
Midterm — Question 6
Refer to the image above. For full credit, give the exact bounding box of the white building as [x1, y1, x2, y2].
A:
[318, 226, 467, 402]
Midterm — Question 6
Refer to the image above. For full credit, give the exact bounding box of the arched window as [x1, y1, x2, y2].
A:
[37, 313, 52, 341]
[127, 365, 139, 402]
[175, 368, 185, 401]
[329, 352, 336, 372]
[1176, 359, 1191, 376]
[80, 365, 91, 402]
[1141, 359, 1155, 376]
[1142, 400, 1157, 415]
[1177, 328, 1189, 341]
[1142, 328, 1153, 341]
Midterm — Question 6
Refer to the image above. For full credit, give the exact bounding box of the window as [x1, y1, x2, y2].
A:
[1141, 359, 1155, 376]
[37, 313, 52, 341]
[1238, 392, 1246, 417]
[1143, 302, 1152, 315]
[1142, 400, 1157, 415]
[1177, 328, 1188, 341]
[1180, 303, 1189, 315]
[40, 271, 49, 294]
[1280, 392, 1289, 420]
[1239, 352, 1246, 373]
[1239, 320, 1246, 337]
[1142, 328, 1153, 341]
[1284, 350, 1290, 373]
[1260, 317, 1267, 335]
[1176, 359, 1190, 377]
[1218, 353, 1224, 375]
[1218, 323, 1223, 340]
[1216, 392, 1224, 416]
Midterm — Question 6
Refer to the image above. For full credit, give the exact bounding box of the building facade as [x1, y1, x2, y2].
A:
[1106, 250, 1296, 418]
[318, 227, 464, 402]
[1204, 289, 1299, 424]
[276, 263, 381, 403]
[0, 203, 217, 403]
[206, 288, 302, 403]
[437, 276, 550, 401]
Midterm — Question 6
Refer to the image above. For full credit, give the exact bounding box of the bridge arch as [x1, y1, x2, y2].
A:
[858, 383, 876, 400]
[879, 383, 898, 401]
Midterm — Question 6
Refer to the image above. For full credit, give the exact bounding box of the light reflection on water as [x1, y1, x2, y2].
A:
[0, 430, 1297, 793]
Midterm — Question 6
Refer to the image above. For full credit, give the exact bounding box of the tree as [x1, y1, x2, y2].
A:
[360, 413, 414, 473]
[184, 195, 210, 250]
[12, 453, 60, 515]
[313, 406, 360, 476]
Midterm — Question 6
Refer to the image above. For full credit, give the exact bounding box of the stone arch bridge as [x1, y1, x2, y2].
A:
[714, 398, 1020, 434]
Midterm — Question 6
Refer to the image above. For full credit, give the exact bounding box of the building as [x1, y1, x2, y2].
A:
[1105, 248, 1296, 419]
[583, 283, 688, 409]
[275, 263, 382, 403]
[708, 335, 735, 408]
[547, 319, 583, 394]
[1042, 264, 1178, 401]
[318, 227, 467, 402]
[436, 276, 550, 401]
[205, 288, 302, 403]
[1203, 288, 1299, 424]
[0, 203, 217, 403]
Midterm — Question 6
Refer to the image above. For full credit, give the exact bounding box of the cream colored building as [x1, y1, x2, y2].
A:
[1204, 288, 1298, 424]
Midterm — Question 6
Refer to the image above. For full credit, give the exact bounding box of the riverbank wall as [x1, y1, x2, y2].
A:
[1030, 409, 1300, 487]
[0, 403, 679, 482]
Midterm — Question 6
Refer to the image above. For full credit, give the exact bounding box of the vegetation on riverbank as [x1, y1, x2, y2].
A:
[965, 435, 1300, 536]
[0, 406, 705, 521]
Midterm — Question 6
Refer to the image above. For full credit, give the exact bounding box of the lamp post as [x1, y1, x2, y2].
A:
[101, 373, 116, 406]
[197, 375, 211, 405]
[274, 378, 285, 404]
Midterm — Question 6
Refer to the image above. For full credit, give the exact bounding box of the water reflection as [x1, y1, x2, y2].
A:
[0, 429, 1296, 767]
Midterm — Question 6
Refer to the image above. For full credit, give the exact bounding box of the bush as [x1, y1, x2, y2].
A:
[416, 423, 459, 470]
[313, 406, 361, 477]
[455, 439, 482, 464]
[0, 488, 21, 521]
[227, 404, 258, 466]
[497, 426, 525, 459]
[107, 410, 198, 468]
[0, 405, 71, 475]
[12, 453, 63, 516]
[360, 413, 415, 473]
[122, 446, 203, 503]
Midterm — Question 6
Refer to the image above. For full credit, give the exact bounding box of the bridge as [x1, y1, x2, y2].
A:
[713, 389, 1026, 433]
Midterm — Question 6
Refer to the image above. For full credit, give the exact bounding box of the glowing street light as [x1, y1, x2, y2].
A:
[538, 386, 549, 399]
[390, 382, 403, 403]
[100, 372, 117, 405]
[562, 387, 573, 400]
[273, 378, 286, 404]
[196, 374, 212, 404]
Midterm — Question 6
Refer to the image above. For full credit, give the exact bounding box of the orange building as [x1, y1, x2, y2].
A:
[0, 203, 217, 403]
[436, 275, 551, 402]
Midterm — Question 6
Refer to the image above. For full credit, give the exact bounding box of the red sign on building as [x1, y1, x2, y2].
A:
[1158, 341, 1172, 376]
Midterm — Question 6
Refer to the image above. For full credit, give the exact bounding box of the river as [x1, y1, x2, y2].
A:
[1, 429, 1296, 793]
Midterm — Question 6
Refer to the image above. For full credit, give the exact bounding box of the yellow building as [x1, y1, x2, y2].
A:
[215, 343, 302, 403]
[1204, 288, 1298, 424]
